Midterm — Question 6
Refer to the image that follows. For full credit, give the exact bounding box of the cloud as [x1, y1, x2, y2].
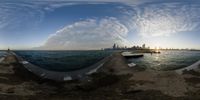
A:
[30, 0, 200, 50]
[0, 2, 45, 31]
[0, 0, 167, 32]
[31, 0, 145, 5]
[0, 1, 95, 31]
[0, 0, 143, 31]
[2, 0, 199, 34]
[124, 2, 200, 37]
[38, 17, 129, 50]
[2, 0, 200, 50]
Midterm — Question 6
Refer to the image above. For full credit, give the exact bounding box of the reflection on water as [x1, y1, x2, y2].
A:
[155, 55, 159, 60]
[15, 50, 112, 72]
[128, 50, 200, 70]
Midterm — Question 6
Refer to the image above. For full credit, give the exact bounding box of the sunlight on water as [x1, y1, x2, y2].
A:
[128, 50, 200, 70]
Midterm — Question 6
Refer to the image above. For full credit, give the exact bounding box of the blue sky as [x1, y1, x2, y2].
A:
[0, 0, 200, 50]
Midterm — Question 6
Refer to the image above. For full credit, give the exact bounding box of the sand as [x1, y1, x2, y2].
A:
[0, 53, 199, 100]
[100, 52, 200, 98]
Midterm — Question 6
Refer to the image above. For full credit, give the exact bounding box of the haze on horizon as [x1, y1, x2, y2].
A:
[0, 0, 200, 50]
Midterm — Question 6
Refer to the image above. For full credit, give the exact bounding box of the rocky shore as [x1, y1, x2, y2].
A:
[0, 53, 200, 100]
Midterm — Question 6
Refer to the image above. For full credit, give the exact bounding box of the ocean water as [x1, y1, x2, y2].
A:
[14, 50, 112, 72]
[0, 51, 6, 57]
[128, 50, 200, 70]
[0, 51, 6, 62]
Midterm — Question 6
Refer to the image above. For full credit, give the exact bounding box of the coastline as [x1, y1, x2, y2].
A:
[0, 57, 5, 63]
[0, 51, 200, 99]
[176, 60, 200, 74]
[12, 51, 111, 81]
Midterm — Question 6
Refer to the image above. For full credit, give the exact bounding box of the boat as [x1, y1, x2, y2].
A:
[154, 51, 161, 53]
[121, 52, 144, 58]
[151, 50, 161, 54]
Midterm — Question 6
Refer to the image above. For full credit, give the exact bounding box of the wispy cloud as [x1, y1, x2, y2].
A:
[38, 17, 129, 50]
[1, 0, 200, 50]
[124, 1, 200, 37]
[0, 0, 159, 32]
[0, 2, 45, 31]
[0, 1, 90, 31]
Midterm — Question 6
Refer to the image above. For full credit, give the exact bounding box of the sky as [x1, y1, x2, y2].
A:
[0, 0, 200, 50]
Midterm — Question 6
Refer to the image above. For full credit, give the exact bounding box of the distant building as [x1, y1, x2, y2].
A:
[7, 48, 10, 52]
[116, 44, 119, 49]
[113, 43, 116, 49]
[105, 43, 151, 51]
[142, 44, 146, 49]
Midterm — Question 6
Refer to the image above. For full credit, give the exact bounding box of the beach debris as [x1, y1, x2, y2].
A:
[86, 63, 104, 75]
[128, 63, 136, 68]
[0, 57, 5, 63]
[64, 76, 72, 81]
[6, 87, 15, 93]
[123, 88, 143, 94]
[41, 73, 46, 77]
[21, 61, 29, 64]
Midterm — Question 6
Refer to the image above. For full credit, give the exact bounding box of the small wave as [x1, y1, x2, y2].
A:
[0, 57, 5, 63]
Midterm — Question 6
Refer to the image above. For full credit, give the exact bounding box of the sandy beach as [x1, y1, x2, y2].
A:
[0, 53, 200, 100]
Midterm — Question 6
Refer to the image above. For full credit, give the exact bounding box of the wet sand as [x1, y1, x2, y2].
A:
[0, 53, 200, 100]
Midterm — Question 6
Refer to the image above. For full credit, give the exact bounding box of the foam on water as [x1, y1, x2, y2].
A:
[0, 51, 6, 63]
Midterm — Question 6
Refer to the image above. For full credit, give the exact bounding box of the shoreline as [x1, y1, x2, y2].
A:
[176, 60, 200, 74]
[9, 51, 200, 81]
[12, 51, 111, 81]
[0, 57, 5, 63]
[0, 51, 200, 99]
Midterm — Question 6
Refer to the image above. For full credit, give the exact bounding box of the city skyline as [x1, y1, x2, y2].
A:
[106, 43, 199, 51]
[0, 0, 200, 50]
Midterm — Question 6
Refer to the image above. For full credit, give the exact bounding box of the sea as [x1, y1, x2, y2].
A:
[128, 50, 200, 70]
[14, 50, 112, 72]
[14, 50, 200, 72]
[0, 51, 6, 57]
[0, 51, 6, 62]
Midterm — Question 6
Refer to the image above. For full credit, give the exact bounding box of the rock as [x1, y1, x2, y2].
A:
[128, 63, 136, 68]
[6, 87, 15, 93]
[123, 88, 143, 94]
